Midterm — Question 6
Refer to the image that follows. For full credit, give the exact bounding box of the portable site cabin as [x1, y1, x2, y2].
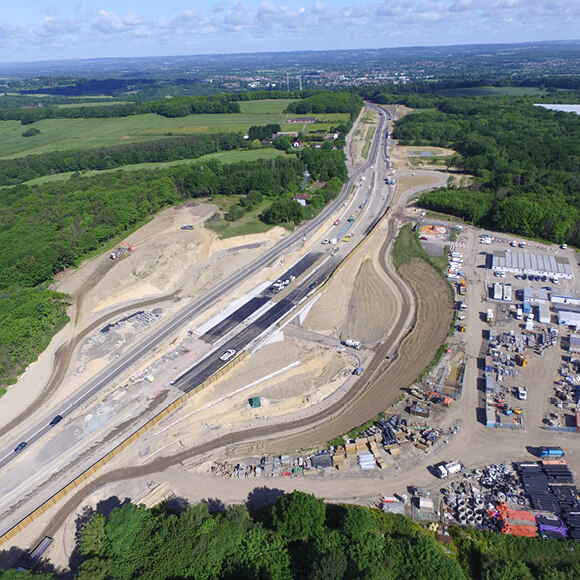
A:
[559, 311, 580, 329]
[537, 303, 551, 325]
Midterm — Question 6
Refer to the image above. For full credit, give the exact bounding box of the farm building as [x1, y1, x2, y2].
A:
[490, 250, 573, 279]
[286, 117, 317, 124]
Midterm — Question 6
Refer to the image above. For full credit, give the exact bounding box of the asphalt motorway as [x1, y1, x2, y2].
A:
[0, 107, 387, 471]
[0, 104, 402, 542]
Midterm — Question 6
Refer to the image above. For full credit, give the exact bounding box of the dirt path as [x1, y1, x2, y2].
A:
[38, 214, 455, 544]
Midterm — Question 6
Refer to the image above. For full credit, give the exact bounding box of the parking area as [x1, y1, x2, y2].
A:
[468, 233, 580, 432]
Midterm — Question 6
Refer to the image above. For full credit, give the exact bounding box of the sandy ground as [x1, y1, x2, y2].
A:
[0, 111, 466, 570]
[0, 202, 288, 439]
[349, 107, 378, 166]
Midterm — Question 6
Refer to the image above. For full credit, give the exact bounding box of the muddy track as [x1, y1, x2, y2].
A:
[43, 258, 452, 539]
[40, 185, 453, 543]
[0, 289, 181, 440]
[40, 218, 419, 538]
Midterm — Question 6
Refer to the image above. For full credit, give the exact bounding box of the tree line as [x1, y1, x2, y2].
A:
[286, 91, 364, 116]
[0, 92, 359, 386]
[1, 88, 339, 125]
[0, 133, 247, 186]
[392, 96, 580, 244]
[0, 155, 305, 386]
[0, 95, 241, 125]
[3, 492, 579, 579]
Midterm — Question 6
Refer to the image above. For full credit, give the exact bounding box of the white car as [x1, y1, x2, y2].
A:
[219, 349, 236, 362]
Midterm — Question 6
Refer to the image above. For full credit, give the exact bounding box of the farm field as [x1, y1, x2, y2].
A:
[437, 86, 544, 97]
[19, 148, 292, 186]
[0, 99, 307, 159]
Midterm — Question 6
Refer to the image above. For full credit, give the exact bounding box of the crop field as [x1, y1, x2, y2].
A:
[437, 86, 544, 98]
[0, 99, 300, 159]
[18, 148, 292, 186]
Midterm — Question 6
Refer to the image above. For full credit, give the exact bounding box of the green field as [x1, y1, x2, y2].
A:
[17, 148, 292, 186]
[0, 99, 298, 160]
[437, 86, 544, 98]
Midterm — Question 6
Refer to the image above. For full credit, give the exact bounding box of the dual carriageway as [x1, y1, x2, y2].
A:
[0, 104, 395, 540]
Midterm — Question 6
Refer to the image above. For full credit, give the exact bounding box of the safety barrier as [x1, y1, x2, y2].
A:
[0, 350, 249, 546]
[1, 172, 393, 546]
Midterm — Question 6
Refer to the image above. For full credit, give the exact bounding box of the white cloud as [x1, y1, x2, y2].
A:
[0, 2, 578, 61]
[91, 10, 124, 34]
[123, 11, 148, 27]
[31, 16, 78, 38]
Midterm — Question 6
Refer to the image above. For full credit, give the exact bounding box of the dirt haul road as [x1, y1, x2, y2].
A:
[37, 176, 455, 544]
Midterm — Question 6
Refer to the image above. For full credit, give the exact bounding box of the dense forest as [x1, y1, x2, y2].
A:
[2, 492, 579, 579]
[0, 86, 361, 388]
[392, 97, 580, 244]
[0, 95, 241, 125]
[286, 91, 364, 116]
[0, 153, 315, 386]
[0, 89, 357, 125]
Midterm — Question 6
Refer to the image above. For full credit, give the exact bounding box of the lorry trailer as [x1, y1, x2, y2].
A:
[437, 461, 463, 478]
[539, 446, 564, 458]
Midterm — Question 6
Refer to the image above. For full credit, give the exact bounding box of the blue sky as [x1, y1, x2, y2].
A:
[1, 1, 578, 62]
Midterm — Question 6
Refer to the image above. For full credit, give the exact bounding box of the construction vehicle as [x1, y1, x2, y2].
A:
[516, 354, 527, 367]
[458, 281, 466, 296]
[428, 391, 451, 406]
[109, 240, 135, 260]
[457, 324, 466, 333]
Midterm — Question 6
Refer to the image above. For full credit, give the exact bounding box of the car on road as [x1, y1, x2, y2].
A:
[309, 281, 320, 290]
[49, 415, 63, 426]
[353, 367, 364, 376]
[334, 219, 340, 225]
[219, 349, 236, 362]
[561, 244, 568, 249]
[14, 442, 28, 453]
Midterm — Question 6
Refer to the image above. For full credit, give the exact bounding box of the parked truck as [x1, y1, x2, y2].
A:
[487, 308, 494, 323]
[493, 283, 503, 301]
[458, 281, 466, 296]
[437, 461, 464, 478]
[344, 339, 361, 350]
[539, 446, 564, 458]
